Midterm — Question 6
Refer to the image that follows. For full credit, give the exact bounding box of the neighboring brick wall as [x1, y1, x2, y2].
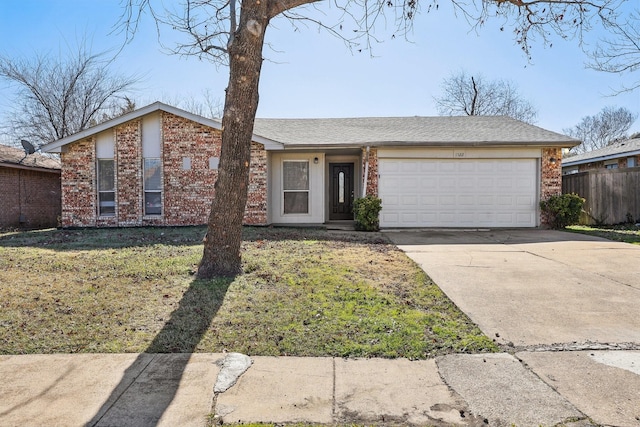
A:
[577, 154, 640, 171]
[59, 112, 269, 228]
[540, 147, 563, 226]
[362, 147, 378, 197]
[0, 166, 61, 229]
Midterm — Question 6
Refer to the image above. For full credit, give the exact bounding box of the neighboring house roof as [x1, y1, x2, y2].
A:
[252, 116, 580, 148]
[41, 101, 579, 153]
[41, 102, 282, 153]
[563, 138, 640, 167]
[0, 144, 61, 172]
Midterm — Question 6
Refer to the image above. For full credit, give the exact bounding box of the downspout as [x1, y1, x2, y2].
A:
[362, 146, 370, 198]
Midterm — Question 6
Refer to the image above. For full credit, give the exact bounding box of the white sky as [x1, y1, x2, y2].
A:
[0, 0, 638, 138]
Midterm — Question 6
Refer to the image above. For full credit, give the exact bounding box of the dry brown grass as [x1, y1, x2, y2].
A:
[0, 227, 497, 357]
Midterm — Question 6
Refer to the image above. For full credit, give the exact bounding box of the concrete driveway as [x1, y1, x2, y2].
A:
[386, 229, 640, 347]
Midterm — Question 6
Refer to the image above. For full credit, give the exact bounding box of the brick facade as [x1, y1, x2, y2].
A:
[540, 147, 563, 226]
[362, 147, 379, 198]
[60, 112, 268, 228]
[0, 166, 61, 229]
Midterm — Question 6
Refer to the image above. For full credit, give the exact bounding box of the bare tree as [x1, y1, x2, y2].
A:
[588, 10, 640, 93]
[564, 106, 637, 153]
[163, 89, 223, 119]
[0, 44, 138, 149]
[434, 71, 538, 124]
[119, 0, 629, 278]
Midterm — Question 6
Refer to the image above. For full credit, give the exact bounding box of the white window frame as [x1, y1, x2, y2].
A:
[144, 158, 162, 216]
[97, 159, 115, 217]
[605, 160, 619, 170]
[282, 160, 310, 215]
[627, 157, 636, 168]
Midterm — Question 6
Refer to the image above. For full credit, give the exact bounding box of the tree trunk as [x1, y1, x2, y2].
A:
[197, 2, 269, 279]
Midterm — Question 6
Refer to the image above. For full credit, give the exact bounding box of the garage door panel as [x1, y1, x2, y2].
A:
[379, 158, 538, 228]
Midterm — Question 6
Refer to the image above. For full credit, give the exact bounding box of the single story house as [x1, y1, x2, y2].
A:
[562, 137, 640, 175]
[41, 102, 579, 229]
[0, 143, 62, 229]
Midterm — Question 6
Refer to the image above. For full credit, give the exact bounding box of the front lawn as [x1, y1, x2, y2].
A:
[567, 224, 640, 245]
[0, 226, 497, 357]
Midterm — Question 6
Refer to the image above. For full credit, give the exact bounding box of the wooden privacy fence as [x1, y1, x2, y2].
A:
[562, 167, 640, 225]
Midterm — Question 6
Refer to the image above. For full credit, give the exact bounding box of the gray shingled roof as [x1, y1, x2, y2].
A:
[0, 144, 61, 171]
[252, 116, 579, 147]
[563, 138, 640, 166]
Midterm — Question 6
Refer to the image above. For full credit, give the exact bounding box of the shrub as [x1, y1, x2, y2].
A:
[353, 195, 382, 231]
[540, 193, 585, 229]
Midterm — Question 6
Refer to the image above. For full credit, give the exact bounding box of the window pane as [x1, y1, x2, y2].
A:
[98, 159, 114, 192]
[99, 192, 115, 216]
[284, 192, 309, 214]
[145, 192, 162, 215]
[628, 157, 636, 167]
[283, 161, 309, 191]
[144, 158, 162, 190]
[339, 171, 345, 203]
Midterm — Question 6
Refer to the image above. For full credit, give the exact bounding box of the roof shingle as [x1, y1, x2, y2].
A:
[252, 116, 579, 147]
[563, 138, 640, 166]
[0, 144, 61, 171]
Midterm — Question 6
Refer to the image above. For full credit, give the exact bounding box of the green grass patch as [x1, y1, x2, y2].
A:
[0, 226, 497, 357]
[567, 224, 640, 245]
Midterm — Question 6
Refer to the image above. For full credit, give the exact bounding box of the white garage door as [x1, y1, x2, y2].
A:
[379, 159, 538, 228]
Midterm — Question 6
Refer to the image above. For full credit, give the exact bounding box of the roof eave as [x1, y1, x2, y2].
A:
[0, 162, 61, 173]
[563, 148, 640, 167]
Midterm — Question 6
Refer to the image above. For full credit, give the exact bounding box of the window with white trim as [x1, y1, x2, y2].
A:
[144, 158, 162, 215]
[605, 161, 619, 170]
[142, 114, 162, 216]
[96, 131, 115, 216]
[563, 167, 579, 175]
[283, 160, 309, 214]
[97, 159, 115, 216]
[628, 157, 636, 168]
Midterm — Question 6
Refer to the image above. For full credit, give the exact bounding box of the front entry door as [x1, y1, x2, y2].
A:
[329, 163, 355, 220]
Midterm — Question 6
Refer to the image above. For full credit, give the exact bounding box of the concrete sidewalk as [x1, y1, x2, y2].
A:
[1, 351, 639, 427]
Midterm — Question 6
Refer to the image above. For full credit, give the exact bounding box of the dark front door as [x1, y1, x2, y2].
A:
[329, 163, 355, 220]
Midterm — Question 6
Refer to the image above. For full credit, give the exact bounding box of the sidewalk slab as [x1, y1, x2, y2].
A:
[0, 353, 221, 427]
[437, 353, 582, 427]
[518, 351, 640, 427]
[0, 354, 149, 427]
[215, 356, 333, 424]
[334, 358, 472, 426]
[93, 353, 221, 427]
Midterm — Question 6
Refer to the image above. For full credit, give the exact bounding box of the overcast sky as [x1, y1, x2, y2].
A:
[1, 0, 639, 139]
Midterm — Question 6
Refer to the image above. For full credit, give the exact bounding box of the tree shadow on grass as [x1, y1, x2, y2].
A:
[85, 277, 231, 427]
